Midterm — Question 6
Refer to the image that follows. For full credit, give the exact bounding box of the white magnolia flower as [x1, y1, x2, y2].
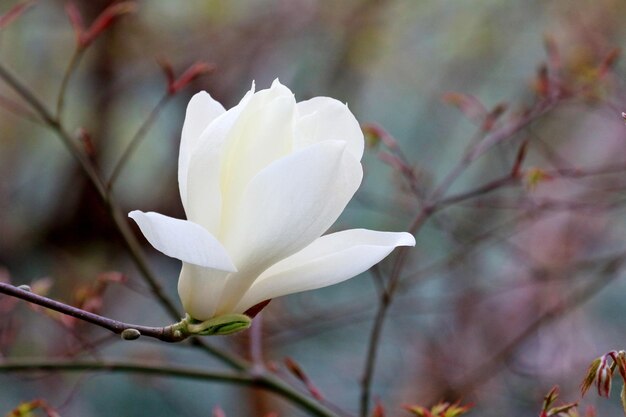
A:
[129, 80, 415, 322]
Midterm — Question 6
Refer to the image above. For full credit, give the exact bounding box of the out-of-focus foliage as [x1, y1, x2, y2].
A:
[1, 0, 626, 416]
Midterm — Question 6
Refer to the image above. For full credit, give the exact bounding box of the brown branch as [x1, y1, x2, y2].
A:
[0, 282, 186, 342]
[0, 359, 338, 417]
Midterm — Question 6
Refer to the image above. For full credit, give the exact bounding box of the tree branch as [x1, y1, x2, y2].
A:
[0, 282, 186, 342]
[0, 359, 338, 417]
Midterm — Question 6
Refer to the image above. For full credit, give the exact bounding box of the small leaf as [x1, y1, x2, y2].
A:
[403, 405, 432, 417]
[542, 386, 559, 412]
[547, 403, 578, 416]
[596, 354, 617, 398]
[442, 402, 473, 417]
[403, 402, 472, 417]
[582, 357, 602, 396]
[431, 403, 449, 415]
[5, 399, 61, 417]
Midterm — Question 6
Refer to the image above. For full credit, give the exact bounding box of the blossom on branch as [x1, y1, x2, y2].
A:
[129, 80, 415, 330]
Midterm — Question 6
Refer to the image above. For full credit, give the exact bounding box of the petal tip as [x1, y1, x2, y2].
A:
[193, 90, 210, 98]
[400, 232, 416, 247]
[128, 210, 142, 220]
[187, 91, 215, 108]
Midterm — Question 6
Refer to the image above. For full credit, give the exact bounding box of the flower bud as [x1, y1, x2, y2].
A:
[121, 328, 141, 340]
[129, 80, 416, 325]
[596, 356, 613, 397]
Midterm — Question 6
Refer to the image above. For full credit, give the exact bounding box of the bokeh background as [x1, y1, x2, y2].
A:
[1, 0, 626, 416]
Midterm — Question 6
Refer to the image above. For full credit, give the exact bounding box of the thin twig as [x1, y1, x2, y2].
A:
[0, 61, 106, 196]
[107, 93, 171, 189]
[359, 208, 432, 417]
[358, 96, 562, 417]
[56, 47, 85, 120]
[435, 174, 519, 208]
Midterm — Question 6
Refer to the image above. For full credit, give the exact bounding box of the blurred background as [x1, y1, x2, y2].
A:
[1, 0, 626, 415]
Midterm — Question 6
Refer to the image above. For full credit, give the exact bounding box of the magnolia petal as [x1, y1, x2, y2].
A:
[179, 92, 225, 210]
[217, 141, 363, 312]
[217, 80, 296, 233]
[184, 85, 256, 233]
[295, 97, 364, 161]
[128, 210, 236, 272]
[233, 229, 416, 313]
[178, 263, 233, 320]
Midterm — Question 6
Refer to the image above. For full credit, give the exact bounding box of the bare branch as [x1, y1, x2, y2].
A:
[0, 282, 186, 342]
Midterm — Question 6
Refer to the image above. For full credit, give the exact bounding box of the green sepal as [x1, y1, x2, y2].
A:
[185, 313, 252, 336]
